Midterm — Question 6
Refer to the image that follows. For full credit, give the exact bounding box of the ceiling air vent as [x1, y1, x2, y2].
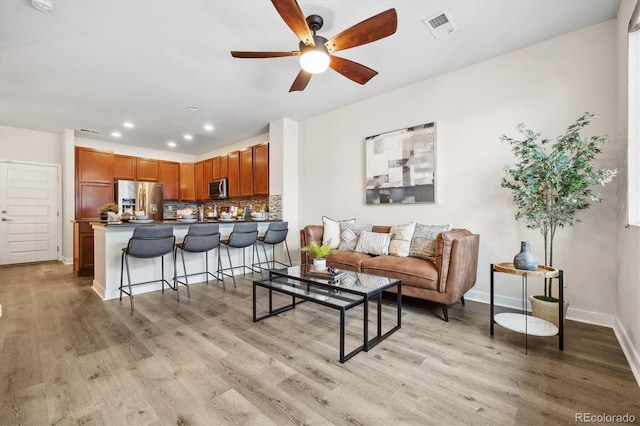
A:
[79, 128, 101, 135]
[423, 10, 457, 40]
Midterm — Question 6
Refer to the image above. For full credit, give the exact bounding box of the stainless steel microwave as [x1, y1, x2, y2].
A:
[209, 178, 228, 199]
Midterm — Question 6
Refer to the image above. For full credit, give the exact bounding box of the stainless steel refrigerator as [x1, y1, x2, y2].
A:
[115, 180, 163, 220]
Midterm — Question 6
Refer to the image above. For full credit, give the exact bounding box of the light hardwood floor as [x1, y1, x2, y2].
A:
[1, 261, 638, 425]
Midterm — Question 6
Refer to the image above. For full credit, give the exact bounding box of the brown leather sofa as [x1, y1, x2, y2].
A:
[300, 225, 480, 321]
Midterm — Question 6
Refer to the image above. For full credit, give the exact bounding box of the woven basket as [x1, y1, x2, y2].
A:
[528, 295, 569, 328]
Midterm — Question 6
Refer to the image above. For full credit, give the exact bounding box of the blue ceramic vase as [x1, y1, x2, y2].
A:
[513, 241, 538, 271]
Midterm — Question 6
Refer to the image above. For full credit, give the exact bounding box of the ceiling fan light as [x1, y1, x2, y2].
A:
[300, 51, 329, 74]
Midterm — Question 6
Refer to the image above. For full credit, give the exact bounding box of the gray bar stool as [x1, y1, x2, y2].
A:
[253, 221, 292, 270]
[174, 223, 223, 294]
[219, 222, 259, 287]
[119, 225, 176, 311]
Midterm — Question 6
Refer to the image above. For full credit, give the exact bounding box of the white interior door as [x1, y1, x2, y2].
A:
[0, 161, 59, 265]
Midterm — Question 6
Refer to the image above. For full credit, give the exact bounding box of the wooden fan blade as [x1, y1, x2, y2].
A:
[325, 8, 397, 53]
[231, 51, 300, 58]
[289, 69, 312, 92]
[329, 56, 378, 85]
[271, 0, 314, 46]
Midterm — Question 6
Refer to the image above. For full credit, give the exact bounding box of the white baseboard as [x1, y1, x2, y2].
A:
[62, 257, 73, 265]
[613, 318, 640, 387]
[465, 290, 614, 327]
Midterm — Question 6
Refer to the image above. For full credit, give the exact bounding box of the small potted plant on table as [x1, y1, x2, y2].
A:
[301, 240, 337, 271]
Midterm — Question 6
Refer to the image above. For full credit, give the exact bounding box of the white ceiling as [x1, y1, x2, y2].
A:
[0, 0, 620, 156]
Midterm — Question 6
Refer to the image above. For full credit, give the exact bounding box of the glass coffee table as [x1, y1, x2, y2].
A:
[253, 265, 402, 363]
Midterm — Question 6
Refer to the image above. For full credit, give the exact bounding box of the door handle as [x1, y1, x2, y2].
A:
[1, 217, 10, 221]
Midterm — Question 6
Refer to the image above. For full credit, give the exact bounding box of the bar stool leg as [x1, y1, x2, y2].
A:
[124, 254, 134, 311]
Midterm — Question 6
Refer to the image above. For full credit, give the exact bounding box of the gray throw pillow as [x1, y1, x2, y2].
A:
[409, 223, 451, 261]
[339, 222, 373, 251]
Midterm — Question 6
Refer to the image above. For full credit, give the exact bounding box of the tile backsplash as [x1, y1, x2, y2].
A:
[164, 195, 279, 219]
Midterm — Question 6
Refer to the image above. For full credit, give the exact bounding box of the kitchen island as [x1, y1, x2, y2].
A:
[90, 220, 278, 300]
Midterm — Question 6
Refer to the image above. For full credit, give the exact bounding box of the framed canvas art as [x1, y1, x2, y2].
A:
[364, 122, 436, 204]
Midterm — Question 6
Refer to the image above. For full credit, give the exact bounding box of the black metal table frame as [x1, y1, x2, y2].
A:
[253, 269, 402, 363]
[490, 263, 564, 351]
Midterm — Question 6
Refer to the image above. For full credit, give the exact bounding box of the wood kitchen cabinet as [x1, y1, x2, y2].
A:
[195, 161, 205, 200]
[76, 182, 113, 219]
[158, 160, 179, 200]
[253, 143, 269, 196]
[227, 151, 240, 198]
[239, 148, 253, 197]
[203, 158, 213, 190]
[113, 154, 136, 180]
[135, 158, 159, 181]
[211, 156, 221, 180]
[180, 162, 196, 201]
[220, 155, 228, 178]
[73, 222, 94, 277]
[76, 147, 112, 183]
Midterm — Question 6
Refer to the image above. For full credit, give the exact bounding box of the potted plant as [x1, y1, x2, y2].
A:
[501, 112, 617, 326]
[301, 240, 337, 271]
[98, 202, 119, 221]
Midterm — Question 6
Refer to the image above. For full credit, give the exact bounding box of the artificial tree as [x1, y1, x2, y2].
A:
[501, 112, 617, 301]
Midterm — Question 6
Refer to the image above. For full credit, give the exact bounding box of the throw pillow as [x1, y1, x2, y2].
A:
[355, 231, 391, 256]
[322, 216, 355, 249]
[388, 222, 417, 257]
[409, 223, 452, 261]
[339, 222, 373, 251]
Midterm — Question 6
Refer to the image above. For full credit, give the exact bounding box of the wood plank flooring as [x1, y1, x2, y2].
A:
[0, 261, 638, 425]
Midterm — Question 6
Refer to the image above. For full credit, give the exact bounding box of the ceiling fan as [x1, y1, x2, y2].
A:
[230, 0, 398, 92]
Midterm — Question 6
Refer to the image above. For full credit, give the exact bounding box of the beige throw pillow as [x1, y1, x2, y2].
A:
[355, 231, 391, 256]
[388, 222, 417, 257]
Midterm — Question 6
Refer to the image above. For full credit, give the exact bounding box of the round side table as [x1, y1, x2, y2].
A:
[490, 262, 564, 352]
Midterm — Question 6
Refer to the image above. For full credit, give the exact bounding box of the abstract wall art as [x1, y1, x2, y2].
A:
[364, 122, 436, 204]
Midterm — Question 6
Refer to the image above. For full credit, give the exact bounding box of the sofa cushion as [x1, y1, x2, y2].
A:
[355, 230, 391, 256]
[322, 216, 355, 249]
[339, 222, 373, 251]
[388, 222, 416, 257]
[325, 251, 372, 271]
[409, 223, 451, 261]
[361, 255, 439, 291]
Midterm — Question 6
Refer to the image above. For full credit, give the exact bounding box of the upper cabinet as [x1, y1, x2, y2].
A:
[253, 143, 269, 196]
[227, 151, 240, 198]
[113, 154, 136, 180]
[239, 148, 253, 197]
[195, 161, 205, 200]
[211, 156, 221, 180]
[135, 158, 159, 181]
[180, 162, 196, 201]
[76, 147, 112, 183]
[158, 161, 179, 200]
[220, 155, 228, 178]
[203, 158, 213, 197]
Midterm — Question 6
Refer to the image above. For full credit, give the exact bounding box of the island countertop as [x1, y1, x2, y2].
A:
[90, 219, 279, 301]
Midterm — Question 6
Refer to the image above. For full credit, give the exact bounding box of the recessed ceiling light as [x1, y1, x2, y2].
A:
[111, 131, 122, 138]
[203, 124, 214, 131]
[123, 122, 134, 129]
[187, 106, 200, 111]
[167, 141, 177, 148]
[184, 134, 193, 141]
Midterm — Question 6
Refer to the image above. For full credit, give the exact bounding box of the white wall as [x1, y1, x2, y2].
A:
[75, 137, 196, 163]
[0, 125, 63, 164]
[297, 20, 621, 326]
[614, 0, 640, 386]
